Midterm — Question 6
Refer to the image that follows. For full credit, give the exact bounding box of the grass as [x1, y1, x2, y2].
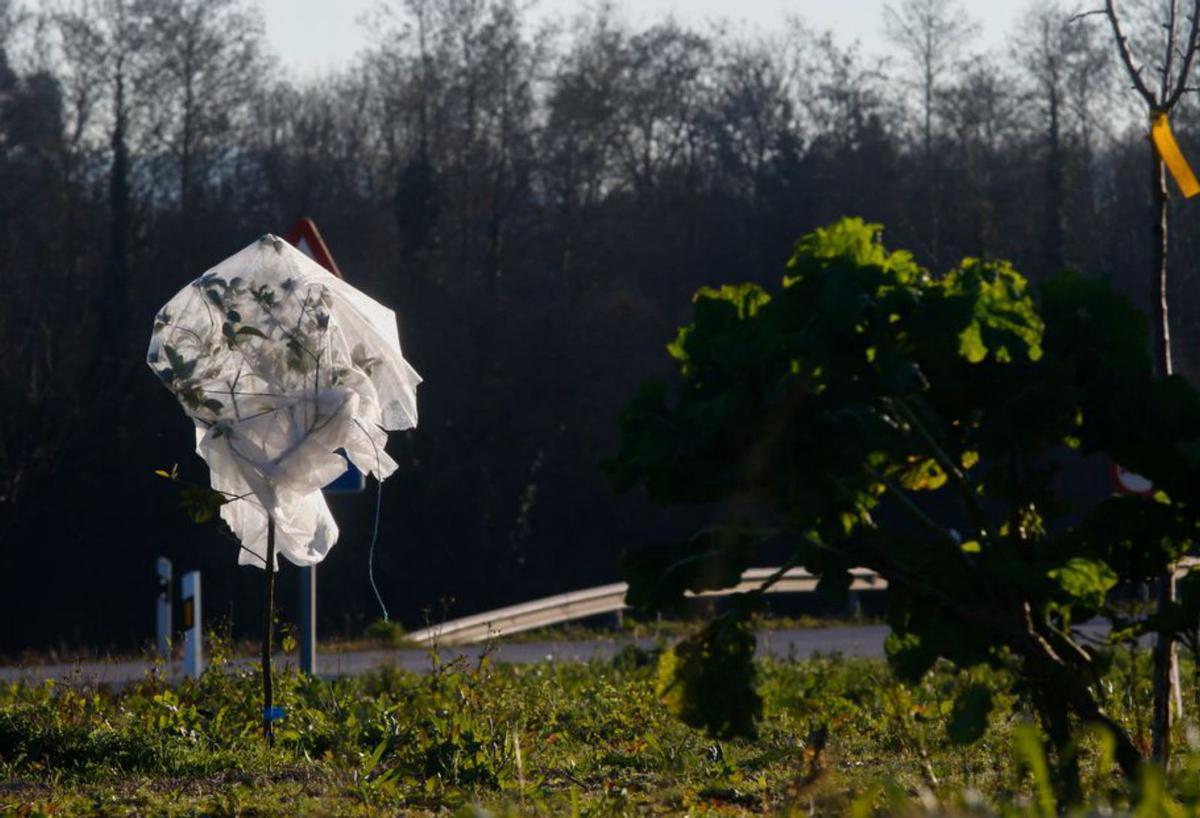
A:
[1, 641, 1199, 816]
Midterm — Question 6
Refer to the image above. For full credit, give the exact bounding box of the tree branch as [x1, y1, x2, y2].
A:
[889, 396, 991, 542]
[1105, 0, 1161, 108]
[1165, 1, 1200, 109]
[866, 465, 960, 545]
[1163, 0, 1179, 101]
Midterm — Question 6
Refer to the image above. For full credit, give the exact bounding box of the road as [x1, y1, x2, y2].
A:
[0, 626, 893, 687]
[1, 622, 1136, 687]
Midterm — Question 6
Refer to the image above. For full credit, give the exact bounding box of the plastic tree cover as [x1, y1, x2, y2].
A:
[147, 235, 421, 570]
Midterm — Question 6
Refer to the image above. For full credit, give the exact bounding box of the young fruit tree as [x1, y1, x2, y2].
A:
[1087, 0, 1200, 766]
[604, 218, 1200, 802]
[148, 234, 420, 744]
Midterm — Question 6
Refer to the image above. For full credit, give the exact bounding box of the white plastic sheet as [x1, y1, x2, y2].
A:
[148, 235, 421, 569]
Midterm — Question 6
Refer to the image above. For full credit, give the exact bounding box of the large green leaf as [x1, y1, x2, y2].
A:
[1047, 557, 1117, 610]
[163, 345, 197, 382]
[947, 684, 993, 745]
[941, 258, 1043, 365]
[656, 614, 761, 740]
[884, 631, 938, 684]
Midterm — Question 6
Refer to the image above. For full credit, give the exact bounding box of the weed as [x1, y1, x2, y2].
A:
[3, 652, 1200, 815]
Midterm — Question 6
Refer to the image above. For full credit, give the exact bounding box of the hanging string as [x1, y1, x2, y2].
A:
[368, 473, 387, 621]
[353, 418, 389, 621]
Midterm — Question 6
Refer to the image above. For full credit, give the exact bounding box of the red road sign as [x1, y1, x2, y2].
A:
[285, 217, 344, 280]
[1109, 462, 1154, 496]
[284, 217, 364, 496]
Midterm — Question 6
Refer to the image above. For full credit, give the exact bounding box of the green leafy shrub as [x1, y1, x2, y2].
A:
[365, 618, 412, 648]
[605, 217, 1200, 798]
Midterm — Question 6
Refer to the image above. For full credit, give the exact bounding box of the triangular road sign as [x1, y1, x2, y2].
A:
[285, 217, 344, 280]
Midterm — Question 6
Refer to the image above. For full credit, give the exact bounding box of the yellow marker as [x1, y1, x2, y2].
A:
[1152, 113, 1200, 198]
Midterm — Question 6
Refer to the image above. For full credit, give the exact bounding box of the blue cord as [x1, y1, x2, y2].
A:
[368, 474, 387, 621]
[353, 418, 388, 621]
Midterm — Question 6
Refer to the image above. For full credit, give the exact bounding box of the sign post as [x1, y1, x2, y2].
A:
[181, 571, 202, 678]
[156, 557, 172, 659]
[285, 217, 365, 675]
[299, 560, 317, 675]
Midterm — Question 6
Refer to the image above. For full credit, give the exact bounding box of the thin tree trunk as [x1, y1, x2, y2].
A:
[106, 68, 130, 360]
[1040, 696, 1082, 805]
[1045, 83, 1064, 273]
[95, 68, 132, 418]
[1152, 149, 1172, 378]
[262, 516, 276, 747]
[1153, 568, 1179, 764]
[1151, 146, 1179, 765]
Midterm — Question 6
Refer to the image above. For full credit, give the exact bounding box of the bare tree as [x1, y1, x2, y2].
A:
[137, 0, 268, 273]
[1013, 0, 1112, 273]
[937, 56, 1022, 258]
[612, 22, 713, 203]
[0, 4, 83, 518]
[884, 0, 979, 263]
[885, 0, 980, 157]
[50, 0, 149, 367]
[711, 34, 796, 272]
[1094, 0, 1200, 769]
[542, 6, 624, 299]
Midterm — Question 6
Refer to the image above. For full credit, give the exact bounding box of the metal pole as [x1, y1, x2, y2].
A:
[847, 590, 863, 620]
[181, 571, 202, 677]
[262, 517, 276, 747]
[300, 565, 316, 675]
[156, 557, 172, 659]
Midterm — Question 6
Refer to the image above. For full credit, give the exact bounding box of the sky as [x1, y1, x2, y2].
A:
[259, 0, 1028, 79]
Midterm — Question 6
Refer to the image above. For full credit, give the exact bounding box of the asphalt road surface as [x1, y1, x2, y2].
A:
[0, 626, 893, 687]
[1, 622, 1135, 688]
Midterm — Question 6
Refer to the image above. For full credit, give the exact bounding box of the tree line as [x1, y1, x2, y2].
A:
[0, 0, 1195, 652]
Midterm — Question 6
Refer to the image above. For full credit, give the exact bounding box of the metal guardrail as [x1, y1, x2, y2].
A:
[406, 567, 887, 647]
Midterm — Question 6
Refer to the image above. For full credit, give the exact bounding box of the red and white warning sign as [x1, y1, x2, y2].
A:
[1109, 462, 1154, 496]
[286, 217, 344, 280]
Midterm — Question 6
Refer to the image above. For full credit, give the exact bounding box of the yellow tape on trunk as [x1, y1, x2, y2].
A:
[1152, 113, 1200, 198]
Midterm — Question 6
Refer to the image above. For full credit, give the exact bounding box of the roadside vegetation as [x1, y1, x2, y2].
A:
[4, 644, 1200, 817]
